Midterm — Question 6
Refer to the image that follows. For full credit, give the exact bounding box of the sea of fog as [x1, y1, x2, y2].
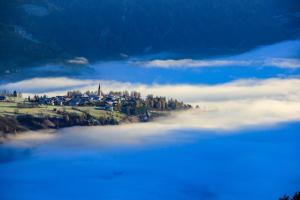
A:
[0, 39, 300, 200]
[0, 121, 300, 200]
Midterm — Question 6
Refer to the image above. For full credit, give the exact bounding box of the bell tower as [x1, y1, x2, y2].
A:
[97, 83, 101, 96]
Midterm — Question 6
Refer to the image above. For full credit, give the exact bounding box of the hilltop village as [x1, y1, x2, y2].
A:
[28, 84, 191, 114]
[0, 84, 192, 136]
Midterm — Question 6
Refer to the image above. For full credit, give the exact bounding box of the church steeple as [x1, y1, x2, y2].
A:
[97, 83, 101, 96]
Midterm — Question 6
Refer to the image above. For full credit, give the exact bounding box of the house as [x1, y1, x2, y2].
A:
[89, 94, 100, 101]
[39, 97, 54, 105]
[55, 99, 64, 106]
[79, 97, 91, 106]
[68, 99, 80, 106]
[72, 94, 82, 99]
[82, 93, 89, 98]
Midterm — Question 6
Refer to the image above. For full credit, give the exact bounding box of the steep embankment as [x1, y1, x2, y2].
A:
[0, 115, 27, 134]
[0, 112, 119, 137]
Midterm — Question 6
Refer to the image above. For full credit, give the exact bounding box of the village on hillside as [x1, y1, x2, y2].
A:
[0, 84, 192, 117]
[0, 84, 192, 134]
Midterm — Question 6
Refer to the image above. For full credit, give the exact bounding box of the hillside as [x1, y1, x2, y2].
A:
[0, 102, 123, 136]
[0, 0, 299, 73]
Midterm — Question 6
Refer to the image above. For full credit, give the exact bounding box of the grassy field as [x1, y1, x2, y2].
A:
[0, 102, 123, 121]
[73, 107, 125, 121]
[0, 102, 77, 117]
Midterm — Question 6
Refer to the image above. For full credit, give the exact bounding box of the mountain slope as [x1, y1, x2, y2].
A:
[0, 0, 299, 72]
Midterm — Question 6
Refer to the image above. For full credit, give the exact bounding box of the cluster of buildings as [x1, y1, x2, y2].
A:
[31, 84, 140, 112]
[1, 84, 190, 123]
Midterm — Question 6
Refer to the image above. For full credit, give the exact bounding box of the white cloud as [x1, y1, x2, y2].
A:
[140, 59, 253, 68]
[135, 40, 300, 69]
[1, 77, 300, 130]
[138, 58, 300, 69]
[67, 57, 89, 65]
[0, 77, 95, 93]
[264, 58, 300, 68]
[157, 99, 300, 130]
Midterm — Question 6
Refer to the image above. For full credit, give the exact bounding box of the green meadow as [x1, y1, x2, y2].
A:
[0, 102, 123, 121]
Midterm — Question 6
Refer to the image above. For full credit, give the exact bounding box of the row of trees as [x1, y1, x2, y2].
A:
[279, 191, 300, 200]
[145, 95, 191, 110]
[0, 89, 22, 98]
[108, 91, 141, 99]
[118, 94, 191, 116]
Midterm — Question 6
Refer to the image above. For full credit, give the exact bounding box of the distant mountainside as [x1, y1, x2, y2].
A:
[0, 0, 299, 72]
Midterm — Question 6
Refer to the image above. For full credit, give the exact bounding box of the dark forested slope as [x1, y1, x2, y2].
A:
[0, 0, 299, 71]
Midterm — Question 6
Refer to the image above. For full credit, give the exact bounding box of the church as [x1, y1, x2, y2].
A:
[97, 83, 103, 97]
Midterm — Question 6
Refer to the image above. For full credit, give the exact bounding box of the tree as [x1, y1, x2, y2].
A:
[279, 194, 290, 200]
[123, 90, 129, 97]
[292, 192, 300, 200]
[131, 91, 141, 99]
[279, 191, 300, 200]
[85, 90, 91, 96]
[13, 90, 17, 97]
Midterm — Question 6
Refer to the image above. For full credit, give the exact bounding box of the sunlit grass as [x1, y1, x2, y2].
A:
[74, 106, 125, 121]
[0, 102, 120, 119]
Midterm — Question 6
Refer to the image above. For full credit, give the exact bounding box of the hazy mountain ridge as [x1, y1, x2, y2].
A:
[0, 0, 299, 72]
